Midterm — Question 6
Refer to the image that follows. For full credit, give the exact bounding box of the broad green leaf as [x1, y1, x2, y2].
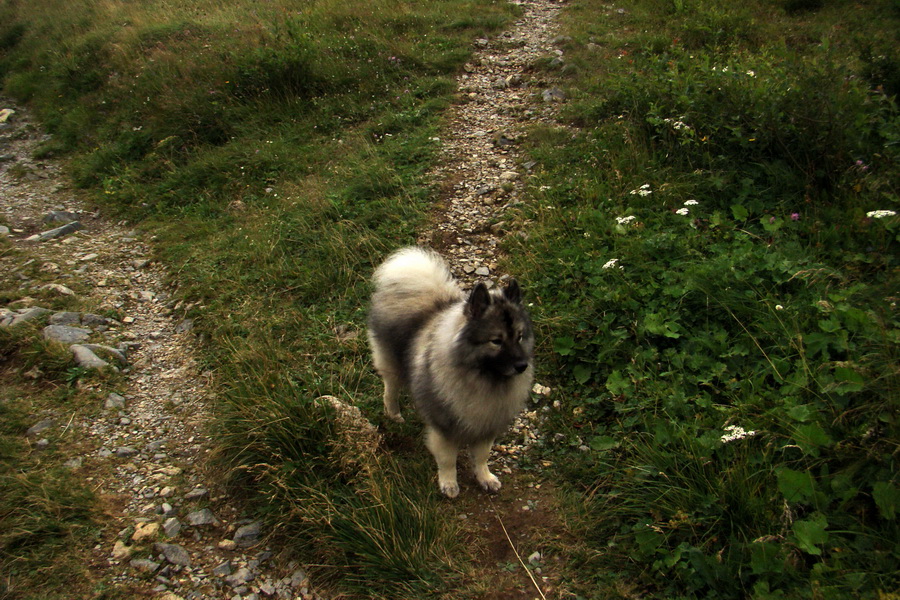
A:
[792, 513, 828, 555]
[833, 366, 865, 393]
[589, 435, 619, 451]
[793, 423, 832, 455]
[573, 363, 592, 385]
[786, 404, 813, 422]
[872, 481, 897, 520]
[777, 467, 815, 503]
[750, 542, 783, 575]
[731, 204, 749, 221]
[605, 370, 630, 396]
[553, 336, 575, 356]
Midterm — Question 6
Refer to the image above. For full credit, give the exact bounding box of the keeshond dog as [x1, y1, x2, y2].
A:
[368, 247, 534, 498]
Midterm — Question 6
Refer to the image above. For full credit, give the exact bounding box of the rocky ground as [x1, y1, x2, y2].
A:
[1, 0, 569, 598]
[1, 108, 319, 599]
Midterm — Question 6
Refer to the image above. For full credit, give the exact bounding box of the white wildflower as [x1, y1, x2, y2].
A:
[721, 425, 756, 444]
[775, 304, 784, 311]
[675, 207, 690, 216]
[684, 199, 699, 206]
[867, 210, 897, 219]
[746, 70, 756, 77]
[629, 184, 652, 197]
[616, 215, 637, 225]
[602, 258, 623, 270]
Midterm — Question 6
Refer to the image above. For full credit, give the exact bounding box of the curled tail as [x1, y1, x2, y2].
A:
[371, 247, 461, 310]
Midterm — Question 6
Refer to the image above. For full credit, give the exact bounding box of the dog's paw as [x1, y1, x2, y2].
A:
[477, 472, 502, 493]
[386, 411, 405, 423]
[439, 480, 460, 498]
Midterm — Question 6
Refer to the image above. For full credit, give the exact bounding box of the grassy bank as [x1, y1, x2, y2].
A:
[511, 0, 899, 597]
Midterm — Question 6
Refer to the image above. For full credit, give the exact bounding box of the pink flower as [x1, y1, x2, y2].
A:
[791, 213, 800, 221]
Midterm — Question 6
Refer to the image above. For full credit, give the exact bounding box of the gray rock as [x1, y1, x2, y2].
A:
[155, 542, 191, 566]
[233, 521, 262, 547]
[41, 283, 75, 296]
[290, 568, 308, 588]
[64, 457, 83, 469]
[81, 313, 108, 328]
[175, 319, 194, 333]
[42, 211, 80, 225]
[115, 446, 137, 457]
[225, 567, 254, 587]
[43, 324, 91, 344]
[25, 221, 83, 242]
[130, 558, 161, 574]
[27, 418, 54, 437]
[49, 311, 81, 326]
[186, 508, 218, 527]
[542, 87, 566, 102]
[213, 561, 233, 577]
[70, 344, 112, 370]
[0, 225, 9, 236]
[184, 487, 209, 501]
[8, 307, 51, 327]
[105, 393, 126, 409]
[475, 266, 490, 276]
[81, 343, 128, 365]
[163, 517, 181, 538]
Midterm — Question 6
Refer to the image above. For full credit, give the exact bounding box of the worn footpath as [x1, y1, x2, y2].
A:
[1, 106, 320, 598]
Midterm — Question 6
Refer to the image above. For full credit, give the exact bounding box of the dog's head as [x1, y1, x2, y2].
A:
[461, 280, 535, 378]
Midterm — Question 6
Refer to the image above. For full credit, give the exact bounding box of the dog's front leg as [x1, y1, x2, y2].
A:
[425, 427, 460, 498]
[470, 438, 501, 492]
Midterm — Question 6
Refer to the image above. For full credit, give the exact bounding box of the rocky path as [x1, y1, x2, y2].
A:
[421, 0, 567, 284]
[1, 107, 316, 599]
[419, 1, 572, 599]
[1, 0, 570, 598]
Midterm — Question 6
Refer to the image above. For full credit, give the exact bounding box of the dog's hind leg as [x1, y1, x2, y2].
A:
[380, 369, 404, 422]
[470, 438, 501, 493]
[425, 427, 460, 498]
[371, 342, 404, 422]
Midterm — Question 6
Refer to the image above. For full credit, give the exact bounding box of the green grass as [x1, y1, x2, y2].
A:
[509, 0, 899, 597]
[2, 0, 898, 597]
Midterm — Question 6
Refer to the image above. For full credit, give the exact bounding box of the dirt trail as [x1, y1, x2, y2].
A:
[419, 1, 574, 598]
[1, 107, 316, 598]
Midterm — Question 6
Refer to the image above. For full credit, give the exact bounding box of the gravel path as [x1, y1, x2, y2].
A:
[1, 106, 316, 599]
[421, 0, 566, 284]
[0, 0, 568, 597]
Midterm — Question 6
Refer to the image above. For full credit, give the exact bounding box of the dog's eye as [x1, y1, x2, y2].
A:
[490, 338, 503, 346]
[517, 333, 523, 342]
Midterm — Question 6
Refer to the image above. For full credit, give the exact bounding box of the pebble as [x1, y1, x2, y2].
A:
[186, 508, 219, 527]
[156, 542, 192, 567]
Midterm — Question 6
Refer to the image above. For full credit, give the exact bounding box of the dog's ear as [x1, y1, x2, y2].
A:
[503, 279, 522, 304]
[465, 283, 491, 320]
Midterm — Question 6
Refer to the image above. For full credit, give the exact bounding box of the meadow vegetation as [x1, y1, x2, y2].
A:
[510, 0, 899, 597]
[0, 0, 897, 598]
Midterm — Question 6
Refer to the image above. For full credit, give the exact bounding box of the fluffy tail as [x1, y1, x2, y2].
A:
[372, 247, 460, 308]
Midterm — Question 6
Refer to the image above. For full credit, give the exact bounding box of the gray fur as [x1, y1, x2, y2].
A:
[368, 247, 534, 497]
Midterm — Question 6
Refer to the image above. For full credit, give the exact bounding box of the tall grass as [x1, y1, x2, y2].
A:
[512, 0, 899, 597]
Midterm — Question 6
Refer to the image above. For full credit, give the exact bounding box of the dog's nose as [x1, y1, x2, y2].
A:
[514, 361, 528, 374]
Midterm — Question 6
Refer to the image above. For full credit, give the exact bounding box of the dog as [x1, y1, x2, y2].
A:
[367, 247, 534, 497]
